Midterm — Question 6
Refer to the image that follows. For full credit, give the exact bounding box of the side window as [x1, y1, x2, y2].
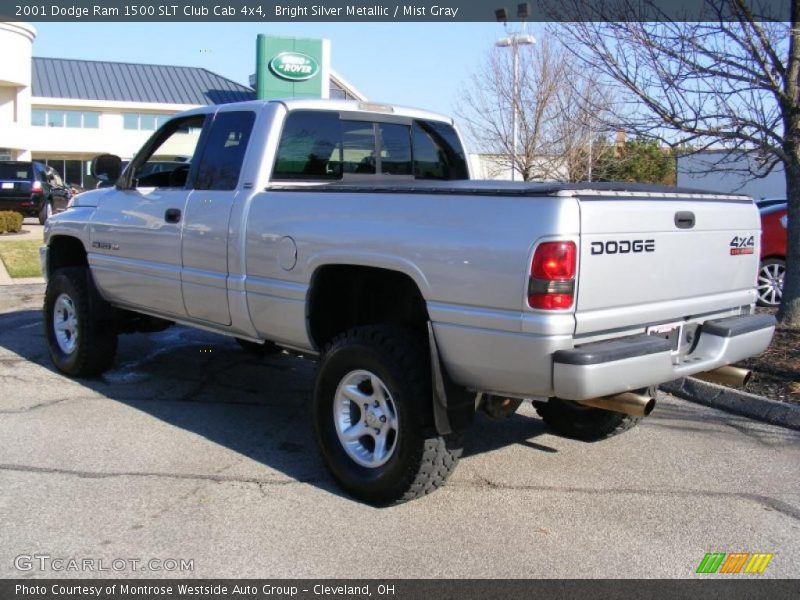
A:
[412, 121, 469, 180]
[194, 111, 256, 191]
[378, 123, 412, 176]
[132, 115, 206, 189]
[273, 111, 342, 180]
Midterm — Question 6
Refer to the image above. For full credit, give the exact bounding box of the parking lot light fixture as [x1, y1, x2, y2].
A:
[495, 5, 535, 181]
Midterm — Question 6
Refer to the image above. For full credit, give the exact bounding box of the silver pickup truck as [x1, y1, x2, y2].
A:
[41, 99, 775, 505]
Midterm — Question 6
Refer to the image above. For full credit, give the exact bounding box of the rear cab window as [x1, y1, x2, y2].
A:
[272, 110, 468, 182]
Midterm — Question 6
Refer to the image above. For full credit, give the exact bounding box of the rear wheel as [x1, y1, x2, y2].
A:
[536, 396, 644, 441]
[44, 267, 117, 376]
[38, 200, 53, 225]
[756, 258, 785, 307]
[313, 325, 463, 506]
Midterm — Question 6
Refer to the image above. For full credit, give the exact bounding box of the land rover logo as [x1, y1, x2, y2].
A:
[269, 52, 319, 81]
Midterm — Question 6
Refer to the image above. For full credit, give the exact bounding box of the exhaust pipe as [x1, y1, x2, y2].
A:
[577, 391, 656, 417]
[693, 365, 752, 388]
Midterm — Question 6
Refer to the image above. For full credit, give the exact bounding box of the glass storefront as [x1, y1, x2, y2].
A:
[41, 159, 97, 190]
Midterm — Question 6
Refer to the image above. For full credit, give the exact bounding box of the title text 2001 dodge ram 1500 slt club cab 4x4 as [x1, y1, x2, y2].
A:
[40, 99, 775, 505]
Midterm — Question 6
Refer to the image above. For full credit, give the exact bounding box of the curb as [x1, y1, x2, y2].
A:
[0, 246, 45, 286]
[0, 260, 45, 286]
[661, 378, 800, 431]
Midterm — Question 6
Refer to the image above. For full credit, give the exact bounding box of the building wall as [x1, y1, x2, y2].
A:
[29, 100, 192, 156]
[0, 21, 36, 160]
[469, 153, 569, 181]
[677, 151, 787, 200]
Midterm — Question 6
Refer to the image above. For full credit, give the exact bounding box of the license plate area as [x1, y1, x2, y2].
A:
[647, 321, 684, 355]
[1, 182, 14, 190]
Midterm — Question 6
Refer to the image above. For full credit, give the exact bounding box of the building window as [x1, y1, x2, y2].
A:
[31, 109, 99, 129]
[124, 113, 172, 131]
[46, 110, 65, 127]
[83, 112, 99, 128]
[31, 109, 46, 127]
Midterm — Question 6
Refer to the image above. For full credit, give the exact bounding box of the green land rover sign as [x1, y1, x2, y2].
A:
[269, 52, 320, 82]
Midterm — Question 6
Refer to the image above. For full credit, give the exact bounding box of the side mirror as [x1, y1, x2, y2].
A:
[91, 154, 122, 185]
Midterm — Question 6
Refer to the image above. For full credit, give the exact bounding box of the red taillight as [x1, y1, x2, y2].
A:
[528, 241, 577, 310]
[532, 241, 576, 280]
[31, 181, 43, 193]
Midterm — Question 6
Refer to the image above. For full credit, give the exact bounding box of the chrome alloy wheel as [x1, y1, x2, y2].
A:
[757, 261, 785, 306]
[53, 293, 79, 354]
[333, 369, 399, 468]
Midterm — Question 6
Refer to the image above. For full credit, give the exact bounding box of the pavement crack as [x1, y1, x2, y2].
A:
[0, 462, 317, 487]
[0, 396, 77, 414]
[460, 478, 800, 521]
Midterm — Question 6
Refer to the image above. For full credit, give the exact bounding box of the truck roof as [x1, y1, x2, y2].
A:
[272, 98, 455, 124]
[190, 98, 455, 125]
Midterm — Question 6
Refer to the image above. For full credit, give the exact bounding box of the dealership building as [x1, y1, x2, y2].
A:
[0, 22, 365, 188]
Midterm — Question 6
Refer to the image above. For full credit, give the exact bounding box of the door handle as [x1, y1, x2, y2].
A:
[164, 208, 181, 223]
[674, 211, 695, 229]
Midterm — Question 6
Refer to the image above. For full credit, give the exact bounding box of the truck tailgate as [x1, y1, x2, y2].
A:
[575, 196, 760, 334]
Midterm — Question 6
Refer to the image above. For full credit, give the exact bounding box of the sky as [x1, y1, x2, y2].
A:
[30, 21, 547, 119]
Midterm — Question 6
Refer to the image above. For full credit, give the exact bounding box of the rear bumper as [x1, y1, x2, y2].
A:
[0, 195, 42, 215]
[553, 314, 775, 400]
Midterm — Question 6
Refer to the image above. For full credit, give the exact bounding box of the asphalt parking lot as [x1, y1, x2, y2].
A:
[1, 288, 799, 579]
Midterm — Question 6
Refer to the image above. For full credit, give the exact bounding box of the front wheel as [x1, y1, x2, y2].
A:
[313, 325, 463, 506]
[44, 267, 118, 376]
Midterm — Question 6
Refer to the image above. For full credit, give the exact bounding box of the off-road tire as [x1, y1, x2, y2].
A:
[313, 325, 463, 506]
[236, 338, 282, 356]
[44, 267, 118, 377]
[536, 397, 642, 441]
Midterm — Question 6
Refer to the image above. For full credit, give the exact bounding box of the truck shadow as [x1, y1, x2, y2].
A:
[0, 309, 560, 500]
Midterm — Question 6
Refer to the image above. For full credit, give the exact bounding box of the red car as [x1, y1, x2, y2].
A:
[758, 202, 787, 306]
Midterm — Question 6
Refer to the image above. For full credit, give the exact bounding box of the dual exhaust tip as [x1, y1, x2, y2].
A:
[578, 391, 656, 418]
[576, 366, 752, 417]
[691, 365, 752, 388]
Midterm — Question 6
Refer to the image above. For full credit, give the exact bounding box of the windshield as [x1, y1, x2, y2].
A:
[0, 163, 32, 180]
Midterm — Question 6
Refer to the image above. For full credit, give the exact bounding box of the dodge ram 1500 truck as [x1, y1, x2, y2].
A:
[40, 99, 776, 505]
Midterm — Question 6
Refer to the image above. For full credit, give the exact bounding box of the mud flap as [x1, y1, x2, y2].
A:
[427, 322, 476, 435]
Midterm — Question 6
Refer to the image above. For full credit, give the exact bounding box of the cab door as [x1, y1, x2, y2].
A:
[89, 113, 210, 318]
[180, 109, 257, 325]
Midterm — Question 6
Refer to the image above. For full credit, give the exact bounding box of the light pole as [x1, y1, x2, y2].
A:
[495, 4, 535, 182]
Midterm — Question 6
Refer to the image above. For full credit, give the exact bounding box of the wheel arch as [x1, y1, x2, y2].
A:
[46, 235, 89, 279]
[306, 262, 431, 352]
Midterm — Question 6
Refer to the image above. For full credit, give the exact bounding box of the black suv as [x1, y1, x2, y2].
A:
[0, 161, 72, 224]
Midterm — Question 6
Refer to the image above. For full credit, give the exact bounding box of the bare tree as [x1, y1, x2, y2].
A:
[546, 0, 800, 327]
[455, 34, 614, 181]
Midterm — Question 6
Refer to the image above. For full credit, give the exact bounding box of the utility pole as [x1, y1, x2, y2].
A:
[495, 4, 535, 182]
